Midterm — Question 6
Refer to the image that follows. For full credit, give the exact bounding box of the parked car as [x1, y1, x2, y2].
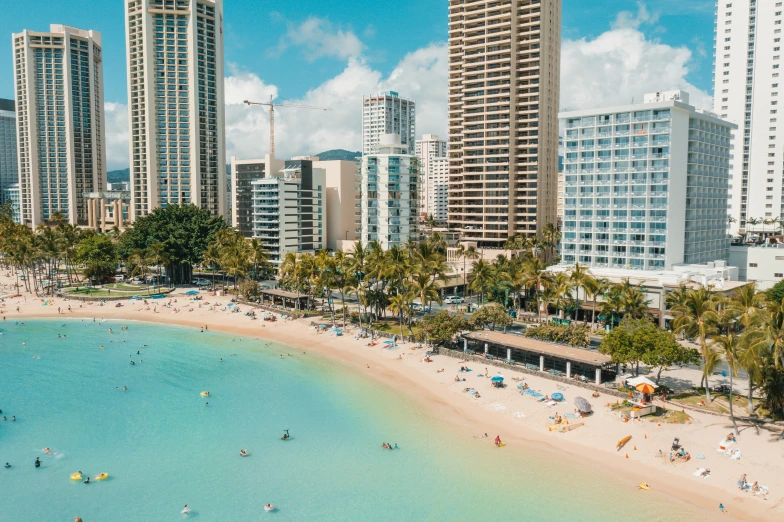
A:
[412, 303, 431, 313]
[713, 384, 732, 393]
[443, 295, 464, 304]
[114, 274, 125, 282]
[192, 278, 211, 286]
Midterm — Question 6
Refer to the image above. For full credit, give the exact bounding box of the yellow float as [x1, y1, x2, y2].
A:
[200, 391, 210, 397]
[70, 472, 82, 480]
[638, 483, 651, 490]
[95, 473, 109, 481]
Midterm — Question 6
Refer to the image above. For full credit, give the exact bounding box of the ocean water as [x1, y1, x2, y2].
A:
[0, 319, 713, 521]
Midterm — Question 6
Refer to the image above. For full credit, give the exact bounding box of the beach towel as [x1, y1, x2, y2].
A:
[523, 389, 544, 399]
[730, 449, 741, 460]
[545, 400, 557, 407]
[565, 412, 582, 419]
[755, 486, 769, 496]
[693, 468, 711, 478]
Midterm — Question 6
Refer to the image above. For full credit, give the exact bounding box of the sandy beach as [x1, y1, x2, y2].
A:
[1, 283, 782, 521]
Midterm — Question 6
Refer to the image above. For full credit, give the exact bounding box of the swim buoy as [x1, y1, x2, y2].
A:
[264, 504, 275, 512]
[70, 472, 82, 480]
[200, 392, 210, 397]
[95, 472, 108, 481]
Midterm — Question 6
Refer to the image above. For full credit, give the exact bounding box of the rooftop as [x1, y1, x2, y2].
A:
[464, 331, 612, 366]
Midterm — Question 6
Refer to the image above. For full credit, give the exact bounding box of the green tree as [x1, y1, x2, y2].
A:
[766, 280, 784, 304]
[469, 303, 513, 332]
[76, 233, 118, 282]
[119, 204, 227, 284]
[712, 331, 742, 435]
[672, 287, 720, 402]
[418, 310, 470, 346]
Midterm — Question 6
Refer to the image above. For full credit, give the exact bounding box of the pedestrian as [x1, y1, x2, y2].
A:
[719, 503, 727, 514]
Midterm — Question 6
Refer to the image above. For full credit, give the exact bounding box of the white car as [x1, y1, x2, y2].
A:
[192, 278, 211, 286]
[114, 274, 125, 282]
[443, 296, 464, 304]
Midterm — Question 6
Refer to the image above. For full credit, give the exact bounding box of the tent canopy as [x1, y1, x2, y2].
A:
[626, 375, 657, 388]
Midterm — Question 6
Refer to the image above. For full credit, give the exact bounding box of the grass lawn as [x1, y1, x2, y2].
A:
[65, 286, 165, 298]
[105, 283, 143, 291]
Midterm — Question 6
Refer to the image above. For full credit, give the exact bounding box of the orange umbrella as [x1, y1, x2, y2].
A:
[636, 383, 656, 394]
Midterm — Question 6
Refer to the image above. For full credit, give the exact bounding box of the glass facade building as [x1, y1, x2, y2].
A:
[0, 99, 18, 206]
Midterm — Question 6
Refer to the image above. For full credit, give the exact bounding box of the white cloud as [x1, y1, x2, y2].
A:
[104, 102, 129, 171]
[103, 12, 712, 170]
[561, 27, 712, 112]
[270, 17, 365, 62]
[611, 2, 659, 30]
[224, 43, 447, 161]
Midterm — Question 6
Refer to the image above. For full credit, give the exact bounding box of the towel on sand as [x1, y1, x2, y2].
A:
[693, 468, 711, 478]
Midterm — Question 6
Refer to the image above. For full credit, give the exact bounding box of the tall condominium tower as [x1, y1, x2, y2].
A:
[448, 0, 561, 248]
[714, 1, 784, 234]
[415, 133, 447, 220]
[125, 0, 226, 220]
[362, 91, 416, 155]
[0, 99, 18, 205]
[12, 25, 106, 227]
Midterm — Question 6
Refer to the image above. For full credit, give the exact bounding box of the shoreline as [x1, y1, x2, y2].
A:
[3, 294, 782, 521]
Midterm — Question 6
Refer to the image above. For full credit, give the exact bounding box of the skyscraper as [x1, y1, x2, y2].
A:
[415, 133, 447, 220]
[12, 25, 106, 227]
[714, 1, 784, 235]
[125, 0, 226, 220]
[0, 99, 18, 205]
[447, 0, 561, 248]
[360, 134, 419, 250]
[362, 91, 416, 155]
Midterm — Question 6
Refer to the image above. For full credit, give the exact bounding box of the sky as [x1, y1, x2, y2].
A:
[0, 0, 718, 170]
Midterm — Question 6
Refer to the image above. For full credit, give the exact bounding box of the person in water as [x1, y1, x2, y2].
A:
[35, 457, 41, 468]
[4, 462, 10, 468]
[394, 443, 399, 449]
[83, 476, 90, 484]
[494, 435, 502, 446]
[240, 449, 248, 457]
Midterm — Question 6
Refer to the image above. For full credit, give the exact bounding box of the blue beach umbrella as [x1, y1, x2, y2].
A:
[551, 392, 564, 402]
[186, 290, 199, 295]
[491, 375, 504, 383]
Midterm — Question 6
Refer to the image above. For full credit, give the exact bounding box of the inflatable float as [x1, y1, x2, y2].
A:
[70, 472, 82, 480]
[264, 504, 275, 512]
[638, 483, 651, 490]
[95, 472, 108, 481]
[200, 392, 210, 397]
[616, 435, 632, 451]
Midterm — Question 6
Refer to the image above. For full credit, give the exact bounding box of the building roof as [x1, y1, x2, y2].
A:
[260, 288, 308, 300]
[463, 331, 612, 366]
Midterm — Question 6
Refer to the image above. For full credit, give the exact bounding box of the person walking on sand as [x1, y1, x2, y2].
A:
[494, 435, 502, 447]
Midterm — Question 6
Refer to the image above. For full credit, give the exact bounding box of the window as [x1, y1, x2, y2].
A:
[776, 273, 784, 278]
[750, 263, 758, 267]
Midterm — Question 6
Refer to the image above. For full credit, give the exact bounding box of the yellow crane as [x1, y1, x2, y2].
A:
[243, 96, 331, 157]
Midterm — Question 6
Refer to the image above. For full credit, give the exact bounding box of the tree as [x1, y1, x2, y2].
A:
[388, 292, 413, 340]
[522, 257, 549, 321]
[76, 233, 117, 282]
[455, 244, 479, 297]
[469, 303, 513, 332]
[672, 287, 720, 402]
[469, 260, 493, 304]
[568, 263, 592, 320]
[600, 318, 699, 378]
[418, 310, 469, 346]
[766, 280, 784, 304]
[238, 278, 261, 300]
[583, 277, 610, 329]
[119, 204, 228, 284]
[712, 332, 742, 435]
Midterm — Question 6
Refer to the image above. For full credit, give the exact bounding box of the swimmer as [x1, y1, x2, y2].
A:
[130, 361, 135, 365]
[182, 504, 191, 515]
[205, 402, 209, 407]
[11, 416, 15, 421]
[43, 448, 51, 454]
[4, 462, 10, 468]
[123, 386, 127, 391]
[35, 457, 41, 468]
[240, 449, 248, 457]
[83, 476, 90, 484]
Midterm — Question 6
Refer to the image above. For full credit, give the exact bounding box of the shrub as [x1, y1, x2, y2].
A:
[524, 323, 590, 347]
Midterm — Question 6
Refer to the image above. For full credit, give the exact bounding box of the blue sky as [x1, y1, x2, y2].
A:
[0, 0, 718, 168]
[0, 0, 715, 103]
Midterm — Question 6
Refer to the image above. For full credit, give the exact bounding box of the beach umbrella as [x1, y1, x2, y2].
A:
[185, 290, 199, 295]
[551, 392, 564, 402]
[574, 397, 592, 413]
[491, 375, 504, 383]
[635, 383, 656, 394]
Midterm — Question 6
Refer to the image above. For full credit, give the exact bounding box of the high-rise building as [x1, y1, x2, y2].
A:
[3, 183, 20, 223]
[362, 91, 415, 155]
[125, 0, 226, 221]
[427, 157, 449, 223]
[559, 91, 734, 270]
[360, 134, 419, 250]
[12, 25, 106, 227]
[714, 1, 784, 234]
[447, 0, 561, 248]
[415, 134, 447, 220]
[0, 99, 18, 206]
[251, 159, 326, 265]
[311, 158, 358, 251]
[230, 155, 284, 237]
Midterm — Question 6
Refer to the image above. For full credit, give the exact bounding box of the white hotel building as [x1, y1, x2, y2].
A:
[362, 91, 415, 155]
[12, 25, 106, 227]
[125, 0, 226, 220]
[415, 134, 447, 221]
[560, 91, 734, 270]
[714, 1, 784, 234]
[360, 134, 419, 250]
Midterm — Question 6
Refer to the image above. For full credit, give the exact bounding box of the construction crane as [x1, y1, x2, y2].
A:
[243, 96, 331, 157]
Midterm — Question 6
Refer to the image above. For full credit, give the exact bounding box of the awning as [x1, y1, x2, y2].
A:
[626, 376, 657, 388]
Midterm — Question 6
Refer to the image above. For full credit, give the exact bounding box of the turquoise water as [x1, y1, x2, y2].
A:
[0, 319, 712, 521]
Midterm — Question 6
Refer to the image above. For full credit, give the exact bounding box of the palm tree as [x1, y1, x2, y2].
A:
[128, 249, 149, 286]
[583, 277, 610, 329]
[672, 287, 720, 402]
[712, 330, 742, 435]
[730, 283, 763, 330]
[469, 260, 493, 304]
[522, 257, 549, 321]
[547, 272, 573, 319]
[745, 297, 784, 369]
[455, 244, 479, 298]
[388, 292, 412, 341]
[541, 222, 561, 263]
[146, 242, 170, 288]
[568, 263, 592, 320]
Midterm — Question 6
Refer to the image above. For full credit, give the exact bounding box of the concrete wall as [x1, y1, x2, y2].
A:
[729, 245, 784, 290]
